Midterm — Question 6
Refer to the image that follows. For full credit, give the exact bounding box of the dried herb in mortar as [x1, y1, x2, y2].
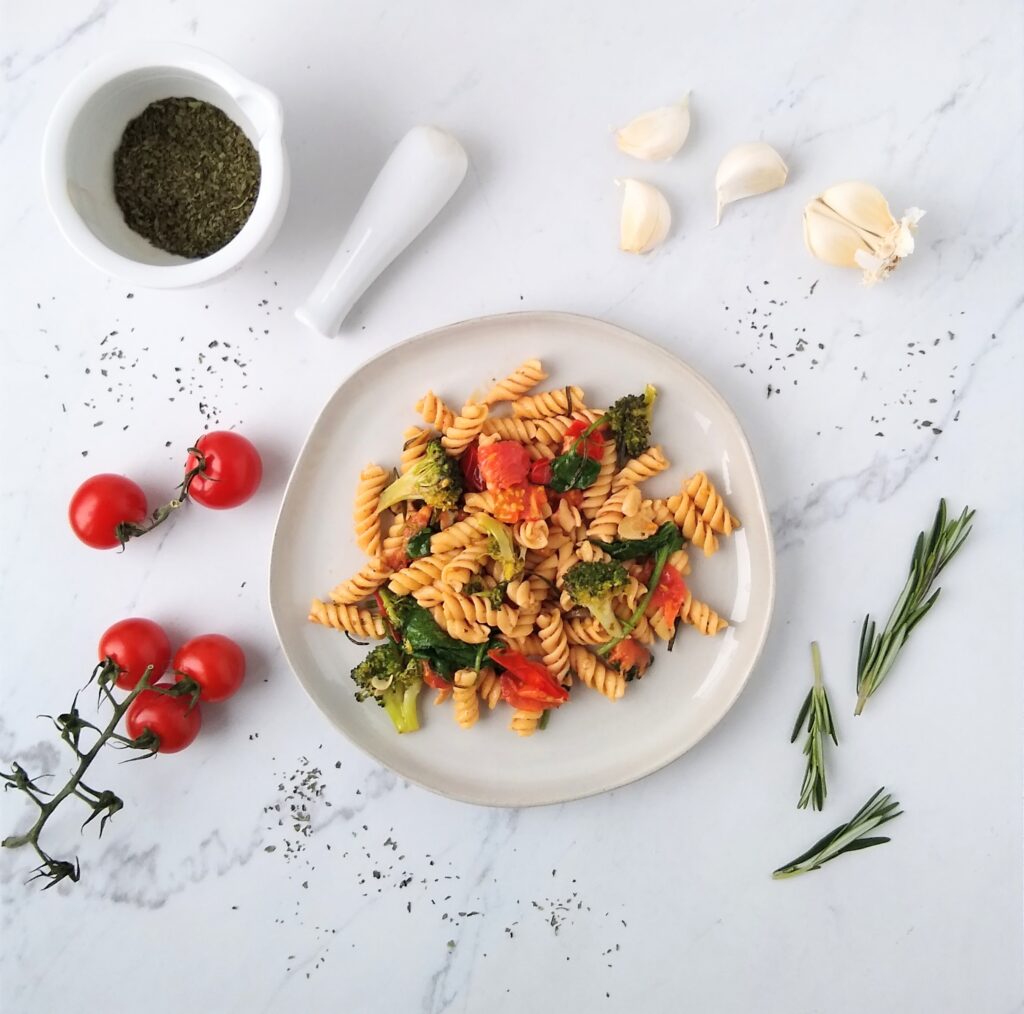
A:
[113, 97, 260, 259]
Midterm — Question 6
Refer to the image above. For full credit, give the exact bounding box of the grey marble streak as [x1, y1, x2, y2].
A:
[770, 321, 1013, 550]
[1, 0, 114, 84]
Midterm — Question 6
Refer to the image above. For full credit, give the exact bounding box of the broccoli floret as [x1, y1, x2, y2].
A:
[350, 641, 423, 734]
[563, 561, 630, 638]
[604, 385, 657, 460]
[376, 440, 463, 514]
[475, 514, 525, 581]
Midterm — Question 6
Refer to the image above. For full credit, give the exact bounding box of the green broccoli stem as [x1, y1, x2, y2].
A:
[597, 546, 671, 657]
[383, 680, 422, 733]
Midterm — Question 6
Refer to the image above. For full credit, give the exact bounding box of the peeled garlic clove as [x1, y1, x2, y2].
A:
[714, 142, 788, 225]
[803, 181, 925, 284]
[615, 96, 691, 161]
[619, 179, 671, 254]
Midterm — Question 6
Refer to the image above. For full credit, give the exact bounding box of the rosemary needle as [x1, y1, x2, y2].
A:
[855, 499, 975, 715]
[772, 788, 902, 879]
[791, 641, 838, 811]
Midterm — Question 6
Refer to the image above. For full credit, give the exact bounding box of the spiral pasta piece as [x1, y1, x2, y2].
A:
[679, 590, 728, 636]
[452, 668, 480, 729]
[650, 498, 674, 526]
[481, 417, 538, 442]
[442, 402, 489, 457]
[512, 386, 585, 420]
[667, 493, 720, 556]
[401, 426, 431, 474]
[537, 609, 570, 681]
[461, 491, 496, 515]
[667, 547, 691, 577]
[308, 599, 385, 639]
[412, 584, 445, 609]
[565, 616, 610, 645]
[443, 590, 519, 635]
[617, 500, 659, 541]
[330, 557, 392, 605]
[353, 464, 388, 556]
[505, 633, 545, 654]
[477, 668, 502, 709]
[612, 446, 670, 491]
[442, 542, 491, 591]
[415, 390, 456, 432]
[514, 519, 549, 551]
[445, 615, 491, 643]
[483, 359, 548, 405]
[551, 496, 582, 534]
[681, 472, 741, 535]
[580, 440, 617, 519]
[430, 517, 484, 554]
[387, 553, 453, 595]
[509, 709, 544, 737]
[532, 415, 576, 446]
[585, 486, 634, 542]
[569, 646, 625, 700]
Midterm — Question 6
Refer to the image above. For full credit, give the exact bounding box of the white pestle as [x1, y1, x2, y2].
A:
[295, 125, 468, 337]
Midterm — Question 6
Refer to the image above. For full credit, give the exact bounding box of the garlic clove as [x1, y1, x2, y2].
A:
[714, 142, 788, 225]
[615, 96, 691, 161]
[803, 181, 925, 284]
[618, 179, 671, 254]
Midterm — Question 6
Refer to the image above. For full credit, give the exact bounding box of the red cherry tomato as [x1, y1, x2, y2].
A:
[477, 441, 530, 490]
[69, 474, 148, 549]
[491, 484, 548, 523]
[421, 661, 449, 692]
[489, 648, 568, 710]
[125, 685, 202, 753]
[528, 459, 553, 486]
[650, 565, 688, 625]
[172, 633, 246, 703]
[607, 638, 653, 679]
[562, 420, 606, 461]
[459, 440, 485, 493]
[185, 431, 262, 510]
[98, 617, 172, 690]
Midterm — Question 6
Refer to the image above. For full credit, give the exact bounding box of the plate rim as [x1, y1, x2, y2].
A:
[268, 310, 776, 807]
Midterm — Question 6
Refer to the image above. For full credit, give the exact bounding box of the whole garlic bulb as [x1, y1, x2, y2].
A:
[803, 182, 925, 284]
[618, 179, 671, 254]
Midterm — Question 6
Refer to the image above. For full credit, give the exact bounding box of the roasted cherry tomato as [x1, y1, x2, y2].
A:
[488, 648, 568, 710]
[185, 431, 262, 510]
[125, 685, 202, 753]
[528, 459, 553, 486]
[69, 474, 148, 549]
[561, 420, 606, 461]
[98, 617, 172, 690]
[172, 633, 246, 703]
[478, 441, 530, 490]
[491, 484, 549, 523]
[459, 440, 486, 493]
[608, 638, 653, 680]
[421, 661, 449, 692]
[650, 564, 688, 624]
[557, 488, 585, 510]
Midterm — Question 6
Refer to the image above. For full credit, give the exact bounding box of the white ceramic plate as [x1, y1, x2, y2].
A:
[269, 312, 775, 806]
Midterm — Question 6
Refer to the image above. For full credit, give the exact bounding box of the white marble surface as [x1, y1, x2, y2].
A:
[1, 2, 1022, 1012]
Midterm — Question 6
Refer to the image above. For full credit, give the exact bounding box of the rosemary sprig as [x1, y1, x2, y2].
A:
[855, 499, 974, 715]
[772, 787, 902, 879]
[2, 660, 162, 889]
[791, 642, 838, 811]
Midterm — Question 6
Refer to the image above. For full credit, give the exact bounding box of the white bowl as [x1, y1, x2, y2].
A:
[41, 43, 289, 288]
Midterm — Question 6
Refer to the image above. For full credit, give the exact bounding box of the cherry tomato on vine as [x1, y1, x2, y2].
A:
[69, 474, 148, 549]
[98, 617, 172, 690]
[172, 633, 246, 703]
[125, 686, 202, 753]
[185, 431, 262, 510]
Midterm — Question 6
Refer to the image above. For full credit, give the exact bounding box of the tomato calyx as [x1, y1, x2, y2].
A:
[114, 441, 210, 546]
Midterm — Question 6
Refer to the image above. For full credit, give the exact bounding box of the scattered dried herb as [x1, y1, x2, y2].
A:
[114, 97, 260, 258]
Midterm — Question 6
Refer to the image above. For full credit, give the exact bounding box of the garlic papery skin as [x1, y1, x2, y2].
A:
[803, 182, 925, 284]
[615, 96, 691, 161]
[618, 179, 671, 254]
[714, 142, 788, 225]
